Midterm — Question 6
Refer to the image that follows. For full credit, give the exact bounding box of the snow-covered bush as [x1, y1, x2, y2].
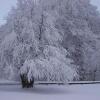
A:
[0, 32, 18, 80]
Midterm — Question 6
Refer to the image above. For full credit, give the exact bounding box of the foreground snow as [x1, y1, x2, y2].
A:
[0, 84, 100, 100]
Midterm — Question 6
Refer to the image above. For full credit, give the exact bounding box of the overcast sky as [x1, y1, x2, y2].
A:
[0, 0, 100, 25]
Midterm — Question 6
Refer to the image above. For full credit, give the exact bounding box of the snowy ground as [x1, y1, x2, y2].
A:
[0, 84, 100, 100]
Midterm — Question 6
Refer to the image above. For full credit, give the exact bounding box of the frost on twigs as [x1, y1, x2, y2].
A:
[20, 45, 77, 83]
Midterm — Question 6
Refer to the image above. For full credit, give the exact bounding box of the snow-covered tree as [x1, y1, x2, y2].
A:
[1, 0, 100, 83]
[0, 0, 77, 85]
[20, 45, 77, 82]
[54, 0, 100, 80]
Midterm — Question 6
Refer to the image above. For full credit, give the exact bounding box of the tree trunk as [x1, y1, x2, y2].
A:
[20, 74, 34, 88]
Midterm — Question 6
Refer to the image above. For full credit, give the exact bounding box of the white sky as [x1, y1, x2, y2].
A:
[0, 0, 100, 25]
[0, 0, 17, 25]
[91, 0, 100, 10]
